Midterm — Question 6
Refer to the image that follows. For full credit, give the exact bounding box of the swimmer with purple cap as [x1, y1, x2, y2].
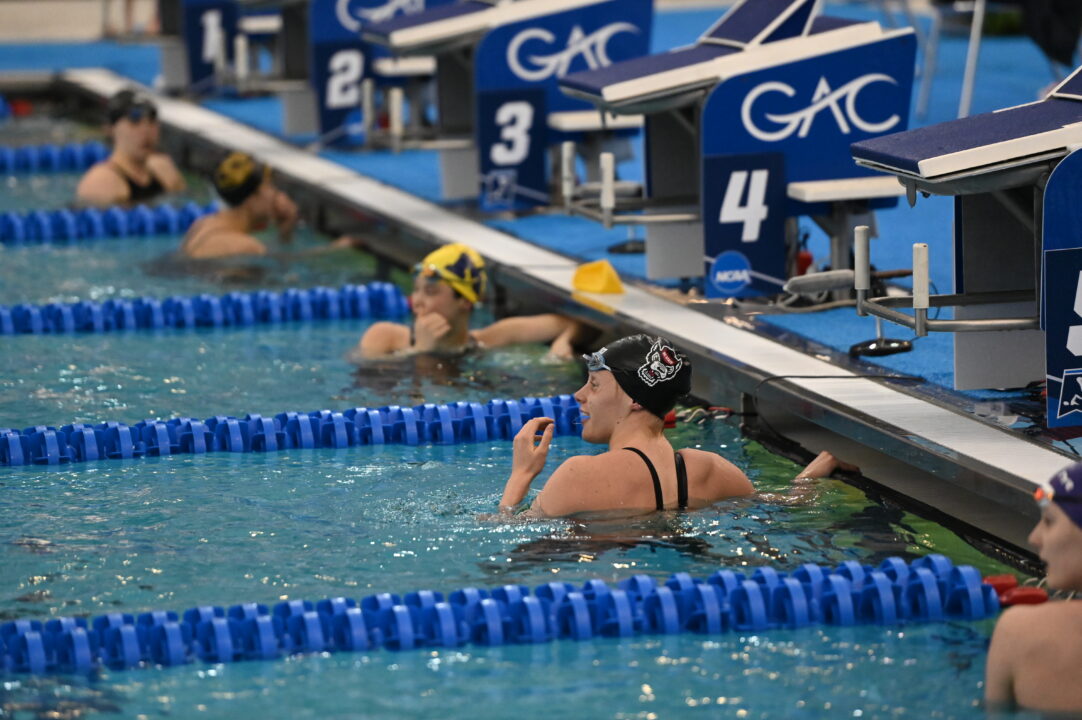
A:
[499, 334, 846, 518]
[986, 463, 1082, 714]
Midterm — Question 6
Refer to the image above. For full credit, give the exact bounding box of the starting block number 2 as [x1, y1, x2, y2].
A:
[326, 50, 365, 109]
[719, 169, 770, 243]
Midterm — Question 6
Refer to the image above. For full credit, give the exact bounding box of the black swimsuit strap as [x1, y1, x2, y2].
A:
[623, 447, 664, 511]
[675, 451, 688, 511]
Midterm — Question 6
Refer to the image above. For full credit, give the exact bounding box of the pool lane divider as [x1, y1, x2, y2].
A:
[0, 394, 581, 467]
[0, 555, 1000, 676]
[0, 281, 407, 336]
[0, 139, 108, 174]
[0, 201, 219, 246]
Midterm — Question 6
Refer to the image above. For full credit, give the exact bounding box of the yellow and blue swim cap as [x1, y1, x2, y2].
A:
[416, 243, 487, 304]
[214, 151, 269, 207]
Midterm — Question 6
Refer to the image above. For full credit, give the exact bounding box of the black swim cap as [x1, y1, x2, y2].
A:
[583, 334, 691, 419]
[106, 89, 158, 125]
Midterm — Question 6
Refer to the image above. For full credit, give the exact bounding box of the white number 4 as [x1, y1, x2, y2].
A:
[326, 50, 365, 109]
[719, 169, 770, 243]
[490, 101, 534, 166]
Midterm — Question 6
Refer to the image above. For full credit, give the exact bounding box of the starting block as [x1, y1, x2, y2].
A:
[852, 66, 1082, 400]
[363, 0, 654, 207]
[557, 0, 915, 294]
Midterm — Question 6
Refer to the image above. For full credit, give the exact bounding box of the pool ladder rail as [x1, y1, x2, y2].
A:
[0, 555, 1002, 676]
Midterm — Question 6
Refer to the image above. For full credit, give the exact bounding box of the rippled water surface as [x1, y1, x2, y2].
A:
[0, 117, 1024, 720]
[0, 420, 1018, 719]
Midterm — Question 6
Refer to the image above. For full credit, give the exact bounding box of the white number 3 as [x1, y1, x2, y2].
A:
[490, 101, 534, 166]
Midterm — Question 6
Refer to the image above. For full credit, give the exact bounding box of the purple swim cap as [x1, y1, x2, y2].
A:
[1036, 463, 1082, 529]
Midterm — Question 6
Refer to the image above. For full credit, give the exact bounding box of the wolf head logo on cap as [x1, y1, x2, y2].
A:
[638, 339, 684, 387]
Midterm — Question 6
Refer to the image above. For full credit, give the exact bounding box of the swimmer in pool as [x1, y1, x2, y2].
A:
[76, 90, 186, 206]
[354, 243, 585, 359]
[499, 334, 846, 518]
[985, 463, 1082, 715]
[179, 151, 299, 259]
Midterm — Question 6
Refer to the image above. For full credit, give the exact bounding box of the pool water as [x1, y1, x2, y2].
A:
[0, 420, 1017, 718]
[0, 113, 1027, 720]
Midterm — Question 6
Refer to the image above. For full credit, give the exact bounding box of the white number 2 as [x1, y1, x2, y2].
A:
[490, 101, 534, 166]
[201, 9, 223, 65]
[719, 169, 770, 243]
[326, 50, 365, 109]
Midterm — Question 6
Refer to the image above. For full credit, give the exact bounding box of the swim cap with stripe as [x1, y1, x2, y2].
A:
[415, 244, 487, 304]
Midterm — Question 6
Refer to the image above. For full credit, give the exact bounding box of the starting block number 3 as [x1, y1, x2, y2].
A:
[490, 101, 535, 166]
[719, 169, 770, 243]
[326, 50, 365, 109]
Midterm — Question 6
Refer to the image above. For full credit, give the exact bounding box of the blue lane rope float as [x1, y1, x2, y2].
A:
[0, 394, 581, 467]
[0, 140, 108, 175]
[0, 281, 407, 336]
[0, 201, 218, 246]
[0, 555, 1001, 676]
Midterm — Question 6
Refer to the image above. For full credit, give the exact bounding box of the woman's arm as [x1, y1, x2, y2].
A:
[500, 417, 555, 512]
[985, 607, 1022, 714]
[148, 153, 187, 192]
[475, 314, 579, 349]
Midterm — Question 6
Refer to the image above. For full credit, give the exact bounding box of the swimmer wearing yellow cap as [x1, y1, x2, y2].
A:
[179, 151, 299, 259]
[355, 243, 585, 358]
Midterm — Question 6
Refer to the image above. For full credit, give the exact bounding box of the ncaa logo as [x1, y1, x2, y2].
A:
[710, 251, 753, 295]
[741, 74, 901, 143]
[507, 22, 639, 83]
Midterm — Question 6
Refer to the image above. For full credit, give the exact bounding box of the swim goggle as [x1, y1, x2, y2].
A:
[122, 104, 158, 124]
[1034, 485, 1082, 507]
[583, 351, 612, 373]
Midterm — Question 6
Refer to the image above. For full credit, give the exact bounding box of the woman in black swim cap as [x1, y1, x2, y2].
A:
[76, 89, 185, 206]
[499, 334, 755, 517]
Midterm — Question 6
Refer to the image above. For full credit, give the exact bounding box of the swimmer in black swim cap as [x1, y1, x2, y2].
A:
[499, 334, 755, 518]
[76, 89, 186, 206]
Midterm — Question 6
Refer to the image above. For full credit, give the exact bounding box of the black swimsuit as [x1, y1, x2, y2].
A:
[111, 162, 165, 203]
[623, 447, 688, 511]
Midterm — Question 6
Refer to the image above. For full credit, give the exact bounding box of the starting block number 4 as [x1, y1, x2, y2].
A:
[719, 169, 770, 243]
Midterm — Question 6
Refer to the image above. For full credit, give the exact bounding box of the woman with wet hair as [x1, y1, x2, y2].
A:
[76, 90, 185, 206]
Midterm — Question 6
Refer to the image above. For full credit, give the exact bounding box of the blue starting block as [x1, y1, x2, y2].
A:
[157, 0, 240, 93]
[850, 66, 1082, 399]
[557, 0, 915, 295]
[270, 0, 453, 142]
[363, 0, 653, 208]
